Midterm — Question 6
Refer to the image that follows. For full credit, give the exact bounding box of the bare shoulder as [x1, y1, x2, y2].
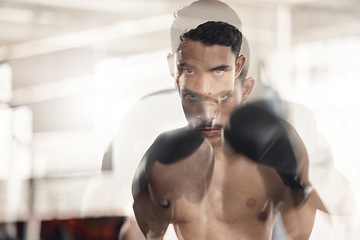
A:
[132, 127, 206, 200]
[149, 137, 213, 203]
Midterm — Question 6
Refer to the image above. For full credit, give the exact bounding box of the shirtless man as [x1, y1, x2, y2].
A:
[131, 1, 324, 239]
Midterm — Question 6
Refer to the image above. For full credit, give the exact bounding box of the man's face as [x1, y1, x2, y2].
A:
[175, 39, 244, 142]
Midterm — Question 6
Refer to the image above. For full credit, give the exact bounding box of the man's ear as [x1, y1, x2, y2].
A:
[167, 53, 174, 77]
[241, 77, 255, 101]
[235, 55, 246, 78]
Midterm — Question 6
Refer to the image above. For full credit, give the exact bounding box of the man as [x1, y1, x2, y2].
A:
[131, 1, 325, 239]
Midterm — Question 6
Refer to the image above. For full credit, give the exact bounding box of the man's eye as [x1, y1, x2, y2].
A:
[220, 93, 231, 102]
[185, 69, 194, 75]
[185, 94, 198, 101]
[214, 69, 225, 76]
[221, 95, 228, 101]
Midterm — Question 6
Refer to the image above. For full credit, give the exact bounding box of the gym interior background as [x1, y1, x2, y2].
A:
[1, 0, 360, 239]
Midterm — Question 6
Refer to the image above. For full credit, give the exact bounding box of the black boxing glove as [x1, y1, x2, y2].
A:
[224, 102, 304, 190]
[132, 128, 204, 199]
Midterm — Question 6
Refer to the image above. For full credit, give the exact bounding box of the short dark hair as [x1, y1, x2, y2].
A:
[179, 21, 242, 57]
[170, 0, 242, 54]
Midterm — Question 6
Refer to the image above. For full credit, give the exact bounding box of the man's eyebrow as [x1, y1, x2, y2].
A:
[181, 88, 199, 95]
[178, 62, 195, 68]
[182, 88, 232, 99]
[209, 64, 230, 71]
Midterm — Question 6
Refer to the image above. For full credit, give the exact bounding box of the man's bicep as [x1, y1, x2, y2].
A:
[133, 191, 170, 240]
[280, 200, 317, 240]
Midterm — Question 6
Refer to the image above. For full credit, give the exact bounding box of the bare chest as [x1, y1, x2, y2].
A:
[149, 148, 287, 227]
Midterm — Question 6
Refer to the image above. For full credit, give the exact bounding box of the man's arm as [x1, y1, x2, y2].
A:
[280, 186, 326, 239]
[280, 199, 316, 240]
[133, 189, 170, 240]
[224, 103, 327, 239]
[131, 128, 205, 239]
[280, 122, 327, 239]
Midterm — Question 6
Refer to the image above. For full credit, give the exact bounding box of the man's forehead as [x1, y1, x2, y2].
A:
[175, 40, 236, 65]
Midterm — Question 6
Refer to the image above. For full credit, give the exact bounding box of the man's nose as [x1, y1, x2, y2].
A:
[200, 100, 219, 122]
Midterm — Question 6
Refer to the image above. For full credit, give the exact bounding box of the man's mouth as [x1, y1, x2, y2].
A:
[197, 126, 222, 137]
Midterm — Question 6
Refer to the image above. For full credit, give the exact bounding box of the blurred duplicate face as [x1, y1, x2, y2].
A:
[175, 39, 244, 144]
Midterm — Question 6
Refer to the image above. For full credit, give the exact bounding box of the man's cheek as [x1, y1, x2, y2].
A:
[183, 108, 199, 126]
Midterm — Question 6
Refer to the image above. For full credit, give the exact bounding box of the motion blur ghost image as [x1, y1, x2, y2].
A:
[1, 0, 360, 239]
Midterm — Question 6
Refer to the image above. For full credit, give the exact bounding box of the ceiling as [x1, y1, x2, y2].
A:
[1, 0, 360, 61]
